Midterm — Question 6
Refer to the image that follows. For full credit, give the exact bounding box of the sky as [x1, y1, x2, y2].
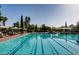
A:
[0, 4, 79, 27]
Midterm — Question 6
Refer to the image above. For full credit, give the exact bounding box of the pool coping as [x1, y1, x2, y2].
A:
[0, 33, 30, 42]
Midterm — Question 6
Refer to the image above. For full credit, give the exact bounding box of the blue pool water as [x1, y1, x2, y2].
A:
[0, 33, 79, 55]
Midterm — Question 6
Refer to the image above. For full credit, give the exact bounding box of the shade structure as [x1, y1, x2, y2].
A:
[59, 27, 72, 30]
[11, 27, 22, 30]
[0, 26, 9, 29]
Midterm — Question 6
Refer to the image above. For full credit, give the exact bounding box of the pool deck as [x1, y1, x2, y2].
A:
[0, 33, 28, 42]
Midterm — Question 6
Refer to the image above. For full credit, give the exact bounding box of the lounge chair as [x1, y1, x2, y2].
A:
[0, 32, 4, 38]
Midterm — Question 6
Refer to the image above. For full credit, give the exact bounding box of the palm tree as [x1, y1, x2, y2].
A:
[3, 17, 8, 26]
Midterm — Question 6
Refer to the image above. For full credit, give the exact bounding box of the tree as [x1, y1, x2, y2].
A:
[0, 16, 3, 26]
[0, 5, 8, 26]
[3, 17, 8, 26]
[25, 16, 31, 32]
[28, 24, 35, 32]
[41, 24, 47, 32]
[76, 22, 79, 27]
[13, 23, 16, 27]
[76, 21, 79, 32]
[0, 5, 1, 16]
[27, 16, 31, 24]
[65, 21, 67, 27]
[0, 5, 1, 8]
[69, 24, 74, 28]
[20, 15, 24, 33]
[60, 25, 66, 28]
[15, 21, 19, 28]
[0, 5, 2, 23]
[23, 20, 26, 28]
[0, 11, 1, 16]
[31, 24, 35, 32]
[25, 16, 31, 24]
[13, 21, 19, 28]
[47, 26, 52, 32]
[35, 24, 37, 32]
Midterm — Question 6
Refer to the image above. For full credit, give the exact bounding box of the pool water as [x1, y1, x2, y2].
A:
[0, 33, 79, 55]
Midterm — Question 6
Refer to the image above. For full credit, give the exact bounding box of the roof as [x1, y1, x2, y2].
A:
[0, 26, 9, 29]
[59, 27, 72, 30]
[11, 27, 22, 30]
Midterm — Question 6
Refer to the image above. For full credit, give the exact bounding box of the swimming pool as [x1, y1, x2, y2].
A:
[0, 33, 79, 55]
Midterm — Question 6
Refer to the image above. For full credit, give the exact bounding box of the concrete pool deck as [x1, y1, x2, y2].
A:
[0, 33, 29, 42]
